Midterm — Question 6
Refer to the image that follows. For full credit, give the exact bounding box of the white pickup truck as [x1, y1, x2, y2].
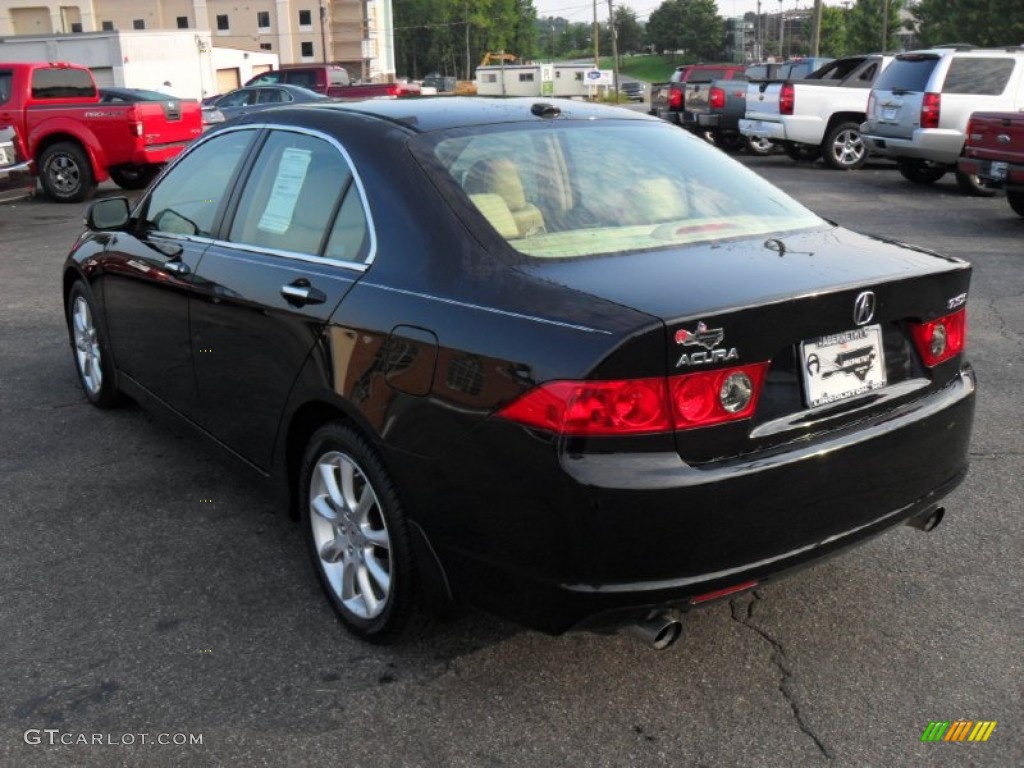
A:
[739, 54, 893, 170]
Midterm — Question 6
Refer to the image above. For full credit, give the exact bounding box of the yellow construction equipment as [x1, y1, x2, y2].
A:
[480, 52, 519, 67]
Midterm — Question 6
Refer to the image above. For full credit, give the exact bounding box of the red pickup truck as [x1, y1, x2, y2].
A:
[958, 111, 1024, 218]
[245, 66, 421, 99]
[0, 61, 202, 202]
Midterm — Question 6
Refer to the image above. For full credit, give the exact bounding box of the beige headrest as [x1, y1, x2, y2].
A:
[464, 159, 528, 211]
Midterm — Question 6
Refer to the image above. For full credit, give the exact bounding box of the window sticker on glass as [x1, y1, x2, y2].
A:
[258, 148, 312, 234]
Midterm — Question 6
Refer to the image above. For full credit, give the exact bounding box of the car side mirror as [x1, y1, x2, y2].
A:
[86, 197, 130, 231]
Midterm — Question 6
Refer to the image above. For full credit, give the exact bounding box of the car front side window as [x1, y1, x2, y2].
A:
[141, 130, 255, 237]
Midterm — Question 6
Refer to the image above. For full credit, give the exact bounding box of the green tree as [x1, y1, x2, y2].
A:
[914, 0, 1024, 48]
[393, 0, 539, 79]
[614, 6, 643, 55]
[646, 0, 724, 61]
[846, 0, 904, 54]
[809, 5, 849, 57]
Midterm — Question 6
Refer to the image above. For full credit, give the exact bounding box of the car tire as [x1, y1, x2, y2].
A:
[299, 422, 427, 643]
[954, 168, 997, 197]
[823, 121, 868, 170]
[712, 132, 745, 153]
[897, 158, 947, 184]
[40, 142, 96, 203]
[109, 165, 160, 191]
[783, 142, 821, 163]
[745, 136, 776, 156]
[66, 282, 121, 408]
[1007, 191, 1024, 218]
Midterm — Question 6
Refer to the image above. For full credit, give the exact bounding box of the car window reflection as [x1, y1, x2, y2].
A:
[142, 130, 254, 237]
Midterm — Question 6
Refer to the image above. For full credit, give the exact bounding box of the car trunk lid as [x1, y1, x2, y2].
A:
[520, 225, 971, 462]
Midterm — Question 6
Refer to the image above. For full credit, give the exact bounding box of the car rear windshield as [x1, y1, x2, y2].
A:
[0, 72, 11, 105]
[872, 55, 940, 92]
[422, 120, 822, 260]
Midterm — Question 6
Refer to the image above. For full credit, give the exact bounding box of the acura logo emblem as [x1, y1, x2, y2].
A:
[853, 291, 876, 326]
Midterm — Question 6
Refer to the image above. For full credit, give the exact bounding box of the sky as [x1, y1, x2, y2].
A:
[534, 0, 845, 24]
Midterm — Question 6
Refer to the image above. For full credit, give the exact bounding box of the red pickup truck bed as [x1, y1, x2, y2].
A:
[0, 61, 202, 201]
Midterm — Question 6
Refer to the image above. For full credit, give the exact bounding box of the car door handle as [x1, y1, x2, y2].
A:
[281, 281, 326, 306]
[164, 260, 190, 275]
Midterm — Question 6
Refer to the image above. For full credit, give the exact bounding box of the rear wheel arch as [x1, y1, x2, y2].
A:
[824, 112, 866, 138]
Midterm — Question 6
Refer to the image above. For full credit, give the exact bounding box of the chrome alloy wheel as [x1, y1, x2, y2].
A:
[309, 451, 392, 619]
[72, 295, 103, 395]
[831, 128, 865, 168]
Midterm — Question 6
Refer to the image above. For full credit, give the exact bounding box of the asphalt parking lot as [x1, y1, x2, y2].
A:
[1, 150, 1021, 768]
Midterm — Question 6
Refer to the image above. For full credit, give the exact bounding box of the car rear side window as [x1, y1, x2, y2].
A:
[0, 72, 11, 105]
[942, 57, 1014, 95]
[30, 67, 95, 98]
[142, 129, 255, 237]
[873, 55, 939, 92]
[228, 130, 367, 260]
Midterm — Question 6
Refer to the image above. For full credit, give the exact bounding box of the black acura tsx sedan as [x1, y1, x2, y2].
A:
[63, 98, 975, 648]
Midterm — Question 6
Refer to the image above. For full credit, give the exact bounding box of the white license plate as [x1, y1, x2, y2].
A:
[800, 325, 887, 408]
[988, 161, 1008, 180]
[0, 145, 10, 166]
[881, 107, 897, 121]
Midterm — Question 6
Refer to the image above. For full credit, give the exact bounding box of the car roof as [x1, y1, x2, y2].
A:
[315, 97, 655, 133]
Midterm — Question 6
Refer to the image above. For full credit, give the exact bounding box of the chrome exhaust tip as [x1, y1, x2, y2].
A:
[625, 612, 683, 651]
[906, 506, 945, 532]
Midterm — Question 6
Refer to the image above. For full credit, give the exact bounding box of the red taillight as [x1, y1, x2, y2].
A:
[910, 308, 966, 367]
[709, 86, 725, 110]
[966, 116, 981, 144]
[669, 86, 683, 110]
[497, 363, 769, 436]
[498, 377, 670, 436]
[779, 83, 795, 115]
[670, 363, 768, 429]
[920, 92, 941, 130]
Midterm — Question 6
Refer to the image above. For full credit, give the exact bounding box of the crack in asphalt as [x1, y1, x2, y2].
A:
[730, 591, 833, 761]
[985, 296, 1024, 354]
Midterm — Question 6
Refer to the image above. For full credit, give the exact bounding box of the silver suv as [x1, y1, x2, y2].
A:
[862, 47, 1024, 194]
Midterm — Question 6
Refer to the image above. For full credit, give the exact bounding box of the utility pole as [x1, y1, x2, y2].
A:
[319, 0, 328, 64]
[756, 0, 762, 61]
[881, 0, 890, 52]
[778, 0, 784, 60]
[593, 0, 600, 70]
[608, 0, 619, 98]
[465, 2, 471, 81]
[811, 0, 822, 56]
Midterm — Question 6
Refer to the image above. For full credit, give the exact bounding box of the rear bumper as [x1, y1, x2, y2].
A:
[130, 141, 194, 167]
[739, 118, 787, 141]
[861, 127, 964, 165]
[958, 156, 1024, 189]
[654, 109, 682, 126]
[0, 159, 34, 203]
[428, 367, 975, 634]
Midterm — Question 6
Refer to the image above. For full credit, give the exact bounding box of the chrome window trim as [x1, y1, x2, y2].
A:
[143, 121, 378, 270]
